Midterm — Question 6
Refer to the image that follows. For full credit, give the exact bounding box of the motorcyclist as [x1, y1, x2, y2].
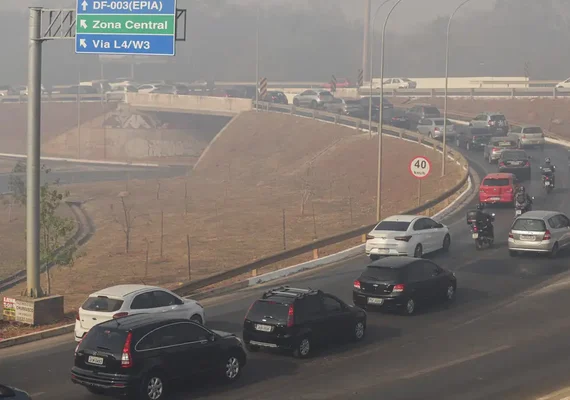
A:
[467, 203, 494, 239]
[514, 186, 532, 212]
[540, 157, 556, 188]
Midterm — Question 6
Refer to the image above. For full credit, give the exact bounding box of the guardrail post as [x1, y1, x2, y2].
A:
[553, 87, 557, 99]
[334, 115, 339, 124]
[291, 106, 295, 115]
[470, 89, 474, 100]
[430, 89, 435, 98]
[510, 88, 515, 99]
[361, 234, 367, 243]
[312, 248, 319, 259]
[399, 130, 403, 138]
[251, 269, 258, 277]
[356, 120, 361, 131]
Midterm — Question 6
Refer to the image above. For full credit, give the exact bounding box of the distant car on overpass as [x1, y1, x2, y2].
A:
[322, 78, 353, 89]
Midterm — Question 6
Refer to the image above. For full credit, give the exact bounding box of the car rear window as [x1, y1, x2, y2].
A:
[433, 119, 452, 126]
[80, 326, 128, 353]
[319, 91, 333, 97]
[490, 115, 506, 121]
[82, 296, 124, 312]
[423, 107, 440, 114]
[374, 221, 410, 231]
[246, 300, 290, 323]
[512, 218, 546, 232]
[482, 178, 510, 186]
[523, 127, 543, 134]
[361, 266, 402, 281]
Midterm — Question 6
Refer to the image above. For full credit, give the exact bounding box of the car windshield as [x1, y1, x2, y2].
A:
[374, 221, 410, 231]
[523, 127, 543, 134]
[502, 151, 527, 160]
[319, 91, 333, 98]
[483, 178, 510, 186]
[80, 326, 128, 353]
[361, 266, 402, 281]
[82, 296, 124, 312]
[246, 300, 290, 323]
[424, 107, 440, 114]
[512, 218, 546, 232]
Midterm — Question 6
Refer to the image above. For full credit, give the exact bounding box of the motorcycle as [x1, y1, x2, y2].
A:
[515, 196, 534, 217]
[469, 214, 495, 250]
[543, 175, 553, 194]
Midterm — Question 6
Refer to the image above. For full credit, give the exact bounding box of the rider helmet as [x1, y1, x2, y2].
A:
[545, 157, 551, 165]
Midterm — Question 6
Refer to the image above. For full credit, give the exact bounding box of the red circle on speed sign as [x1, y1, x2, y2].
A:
[409, 156, 432, 179]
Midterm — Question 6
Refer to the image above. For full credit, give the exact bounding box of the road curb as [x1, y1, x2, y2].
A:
[0, 153, 162, 168]
[0, 324, 74, 350]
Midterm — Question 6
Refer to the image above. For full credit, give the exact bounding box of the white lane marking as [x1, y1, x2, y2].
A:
[397, 344, 512, 380]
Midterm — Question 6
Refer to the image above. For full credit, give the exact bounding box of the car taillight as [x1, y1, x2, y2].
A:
[245, 302, 254, 321]
[525, 161, 530, 167]
[121, 332, 133, 368]
[76, 311, 80, 320]
[113, 312, 129, 319]
[286, 305, 294, 328]
[393, 284, 405, 293]
[522, 134, 526, 138]
[394, 235, 412, 242]
[492, 147, 500, 152]
[473, 226, 478, 232]
[509, 231, 513, 238]
[434, 127, 440, 132]
[543, 230, 552, 240]
[74, 339, 82, 356]
[488, 120, 493, 125]
[499, 162, 505, 167]
[366, 234, 375, 240]
[354, 280, 361, 290]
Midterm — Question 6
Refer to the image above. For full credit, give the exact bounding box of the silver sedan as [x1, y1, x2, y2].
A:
[416, 118, 456, 140]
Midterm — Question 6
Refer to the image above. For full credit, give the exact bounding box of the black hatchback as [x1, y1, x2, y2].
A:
[353, 257, 457, 315]
[71, 314, 246, 400]
[243, 286, 367, 358]
[498, 150, 531, 180]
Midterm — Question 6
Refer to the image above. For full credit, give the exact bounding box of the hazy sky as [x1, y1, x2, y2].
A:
[5, 0, 496, 33]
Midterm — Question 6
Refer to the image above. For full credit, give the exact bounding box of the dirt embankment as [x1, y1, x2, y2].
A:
[1, 111, 464, 314]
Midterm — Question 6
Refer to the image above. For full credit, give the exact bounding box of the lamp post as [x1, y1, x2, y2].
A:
[255, 5, 260, 111]
[376, 0, 404, 222]
[443, 0, 472, 176]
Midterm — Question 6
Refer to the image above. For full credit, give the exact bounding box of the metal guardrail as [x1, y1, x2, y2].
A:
[173, 102, 469, 297]
[0, 93, 124, 103]
[359, 87, 569, 98]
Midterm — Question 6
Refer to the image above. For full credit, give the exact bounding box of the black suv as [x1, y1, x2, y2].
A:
[353, 257, 457, 315]
[455, 127, 492, 151]
[71, 314, 246, 400]
[243, 286, 367, 358]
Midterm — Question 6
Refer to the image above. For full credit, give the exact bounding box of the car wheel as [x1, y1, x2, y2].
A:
[413, 244, 423, 258]
[293, 336, 312, 358]
[428, 131, 432, 138]
[138, 371, 166, 400]
[245, 342, 260, 352]
[190, 314, 203, 324]
[221, 354, 243, 382]
[402, 298, 416, 315]
[293, 99, 299, 107]
[509, 250, 518, 257]
[442, 234, 451, 252]
[549, 242, 560, 259]
[445, 284, 456, 302]
[353, 321, 366, 342]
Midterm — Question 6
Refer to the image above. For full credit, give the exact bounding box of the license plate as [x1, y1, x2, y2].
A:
[516, 210, 522, 215]
[491, 197, 501, 201]
[545, 181, 551, 186]
[254, 324, 273, 332]
[373, 249, 390, 255]
[520, 235, 535, 240]
[367, 297, 384, 305]
[87, 356, 104, 365]
[472, 233, 479, 239]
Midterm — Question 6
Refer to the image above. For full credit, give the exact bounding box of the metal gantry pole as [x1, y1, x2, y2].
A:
[362, 0, 372, 81]
[376, 0, 404, 222]
[443, 0, 472, 177]
[255, 5, 260, 111]
[26, 7, 43, 298]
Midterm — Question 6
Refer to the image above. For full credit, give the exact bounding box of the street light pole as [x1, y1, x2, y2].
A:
[443, 0, 472, 176]
[368, 0, 393, 141]
[362, 0, 372, 81]
[376, 0, 404, 222]
[255, 5, 260, 111]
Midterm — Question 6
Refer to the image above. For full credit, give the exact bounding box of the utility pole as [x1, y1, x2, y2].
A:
[26, 7, 43, 297]
[362, 0, 372, 82]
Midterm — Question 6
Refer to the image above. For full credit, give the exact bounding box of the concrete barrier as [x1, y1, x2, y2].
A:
[125, 93, 253, 116]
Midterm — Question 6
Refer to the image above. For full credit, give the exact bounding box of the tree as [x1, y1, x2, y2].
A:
[8, 161, 27, 205]
[39, 179, 75, 295]
[114, 192, 137, 253]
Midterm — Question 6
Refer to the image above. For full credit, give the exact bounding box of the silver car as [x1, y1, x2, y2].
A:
[323, 98, 347, 114]
[508, 124, 545, 150]
[416, 118, 456, 140]
[292, 89, 335, 109]
[508, 211, 570, 257]
[483, 137, 517, 164]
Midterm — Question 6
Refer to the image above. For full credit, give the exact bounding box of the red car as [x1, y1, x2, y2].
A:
[479, 173, 519, 204]
[322, 78, 352, 89]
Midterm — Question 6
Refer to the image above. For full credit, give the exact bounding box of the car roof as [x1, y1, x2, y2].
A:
[381, 214, 421, 223]
[483, 173, 513, 179]
[481, 111, 505, 116]
[515, 210, 560, 220]
[90, 284, 162, 298]
[368, 256, 417, 269]
[95, 313, 191, 331]
[518, 124, 541, 128]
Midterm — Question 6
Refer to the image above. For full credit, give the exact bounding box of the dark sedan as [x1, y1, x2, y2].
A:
[353, 257, 456, 315]
[0, 384, 32, 399]
[498, 150, 531, 180]
[262, 90, 288, 104]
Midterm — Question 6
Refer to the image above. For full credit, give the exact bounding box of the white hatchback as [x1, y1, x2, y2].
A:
[366, 215, 451, 259]
[74, 284, 205, 342]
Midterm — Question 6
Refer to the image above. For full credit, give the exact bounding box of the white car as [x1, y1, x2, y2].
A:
[366, 215, 451, 259]
[74, 284, 205, 342]
[137, 84, 162, 93]
[556, 78, 570, 89]
[379, 78, 417, 89]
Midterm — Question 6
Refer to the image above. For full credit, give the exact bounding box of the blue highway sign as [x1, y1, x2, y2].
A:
[75, 0, 177, 56]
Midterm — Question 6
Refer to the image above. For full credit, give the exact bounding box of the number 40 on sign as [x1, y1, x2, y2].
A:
[409, 156, 432, 179]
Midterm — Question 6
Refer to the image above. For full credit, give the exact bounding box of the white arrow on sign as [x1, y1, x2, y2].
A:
[80, 20, 87, 29]
[79, 39, 87, 48]
[409, 156, 432, 179]
[81, 0, 88, 11]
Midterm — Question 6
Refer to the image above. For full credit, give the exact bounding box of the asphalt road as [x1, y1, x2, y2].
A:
[2, 141, 570, 399]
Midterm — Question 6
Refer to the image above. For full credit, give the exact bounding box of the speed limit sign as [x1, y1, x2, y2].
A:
[409, 156, 432, 179]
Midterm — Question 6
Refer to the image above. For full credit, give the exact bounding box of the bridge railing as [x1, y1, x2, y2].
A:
[0, 93, 124, 103]
[172, 102, 470, 297]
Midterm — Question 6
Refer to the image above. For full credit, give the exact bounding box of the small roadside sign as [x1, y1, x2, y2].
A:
[409, 156, 432, 179]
